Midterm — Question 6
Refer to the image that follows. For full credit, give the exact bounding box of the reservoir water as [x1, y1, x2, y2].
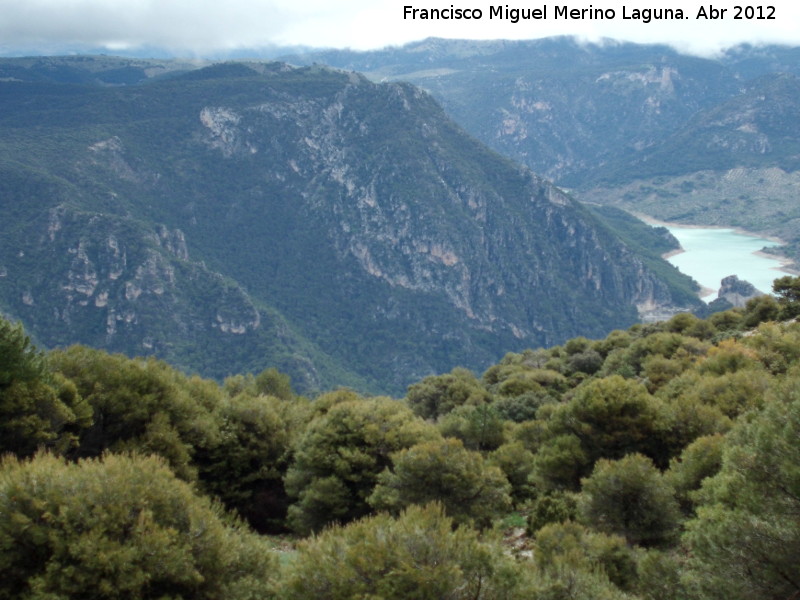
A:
[661, 224, 787, 301]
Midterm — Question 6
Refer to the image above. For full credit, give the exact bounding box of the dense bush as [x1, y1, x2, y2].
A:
[369, 438, 512, 526]
[579, 453, 681, 547]
[0, 320, 91, 456]
[406, 367, 491, 420]
[0, 452, 276, 600]
[50, 346, 224, 479]
[533, 521, 639, 591]
[284, 395, 439, 533]
[3, 280, 800, 599]
[280, 503, 520, 600]
[683, 380, 800, 600]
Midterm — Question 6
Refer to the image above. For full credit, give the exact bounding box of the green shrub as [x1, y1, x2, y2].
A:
[579, 453, 681, 548]
[369, 438, 512, 527]
[279, 503, 520, 600]
[284, 395, 438, 534]
[0, 452, 276, 600]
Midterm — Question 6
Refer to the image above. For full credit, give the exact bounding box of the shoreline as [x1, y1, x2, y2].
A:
[635, 212, 797, 277]
[634, 212, 788, 245]
[633, 212, 797, 301]
[754, 249, 798, 276]
[661, 248, 684, 260]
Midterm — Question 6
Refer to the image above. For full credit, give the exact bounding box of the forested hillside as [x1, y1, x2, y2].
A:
[3, 276, 800, 599]
[0, 57, 699, 394]
[282, 37, 800, 185]
[284, 37, 800, 267]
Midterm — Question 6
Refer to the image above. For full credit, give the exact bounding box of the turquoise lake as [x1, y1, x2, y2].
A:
[661, 224, 787, 301]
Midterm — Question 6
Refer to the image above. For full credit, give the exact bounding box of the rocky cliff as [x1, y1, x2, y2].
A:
[0, 59, 699, 393]
[281, 39, 800, 269]
[717, 275, 764, 307]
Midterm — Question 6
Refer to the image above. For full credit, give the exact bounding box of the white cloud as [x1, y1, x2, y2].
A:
[0, 0, 291, 53]
[0, 0, 799, 56]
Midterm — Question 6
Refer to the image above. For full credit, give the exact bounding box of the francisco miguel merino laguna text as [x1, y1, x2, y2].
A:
[405, 5, 692, 23]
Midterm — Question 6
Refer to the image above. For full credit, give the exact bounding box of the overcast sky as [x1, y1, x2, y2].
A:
[1, 0, 799, 57]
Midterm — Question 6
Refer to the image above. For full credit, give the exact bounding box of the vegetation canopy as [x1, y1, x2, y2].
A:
[1, 274, 800, 598]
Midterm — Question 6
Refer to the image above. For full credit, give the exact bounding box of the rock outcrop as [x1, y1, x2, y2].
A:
[0, 60, 700, 393]
[717, 274, 764, 307]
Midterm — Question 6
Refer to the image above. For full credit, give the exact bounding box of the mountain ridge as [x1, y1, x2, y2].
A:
[280, 37, 800, 267]
[0, 58, 700, 393]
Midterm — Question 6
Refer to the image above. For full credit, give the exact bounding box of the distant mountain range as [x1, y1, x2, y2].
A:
[0, 55, 699, 394]
[282, 37, 800, 265]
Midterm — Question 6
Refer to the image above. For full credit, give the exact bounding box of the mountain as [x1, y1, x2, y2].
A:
[579, 73, 800, 264]
[280, 37, 740, 184]
[582, 73, 800, 182]
[281, 37, 800, 268]
[0, 58, 699, 394]
[0, 55, 204, 84]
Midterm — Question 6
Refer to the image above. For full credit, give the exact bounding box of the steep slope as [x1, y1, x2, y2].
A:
[0, 60, 698, 393]
[281, 37, 739, 184]
[0, 151, 364, 393]
[585, 73, 800, 182]
[580, 74, 800, 266]
[0, 54, 205, 84]
[281, 38, 800, 269]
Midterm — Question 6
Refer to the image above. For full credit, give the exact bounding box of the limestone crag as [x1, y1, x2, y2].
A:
[0, 59, 701, 393]
[717, 275, 764, 307]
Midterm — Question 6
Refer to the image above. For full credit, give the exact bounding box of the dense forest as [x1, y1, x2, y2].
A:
[2, 275, 800, 599]
[0, 58, 703, 396]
